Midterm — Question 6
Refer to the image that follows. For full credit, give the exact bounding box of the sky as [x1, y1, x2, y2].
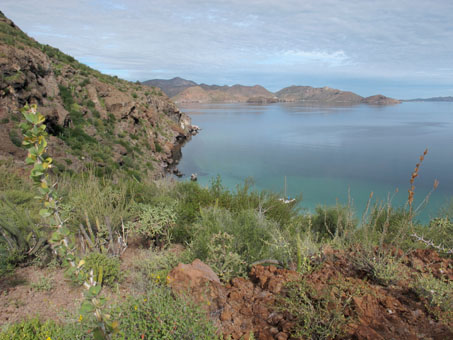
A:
[2, 0, 453, 99]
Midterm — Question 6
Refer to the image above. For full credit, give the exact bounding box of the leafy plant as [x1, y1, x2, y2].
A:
[111, 287, 219, 340]
[31, 275, 54, 291]
[276, 279, 350, 339]
[352, 247, 406, 286]
[205, 231, 247, 281]
[0, 318, 86, 340]
[413, 273, 453, 324]
[77, 252, 122, 287]
[126, 203, 177, 247]
[20, 104, 118, 339]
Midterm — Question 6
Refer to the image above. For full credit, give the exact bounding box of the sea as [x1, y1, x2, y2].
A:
[176, 102, 453, 222]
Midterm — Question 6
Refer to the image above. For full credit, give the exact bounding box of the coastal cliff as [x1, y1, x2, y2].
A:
[0, 12, 195, 179]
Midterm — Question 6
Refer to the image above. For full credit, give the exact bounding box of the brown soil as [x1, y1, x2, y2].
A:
[1, 247, 452, 340]
[170, 248, 453, 340]
[0, 266, 84, 325]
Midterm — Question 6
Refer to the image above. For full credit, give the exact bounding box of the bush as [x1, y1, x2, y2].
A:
[111, 287, 219, 340]
[187, 207, 277, 278]
[59, 173, 133, 236]
[352, 247, 406, 286]
[8, 129, 22, 147]
[0, 318, 86, 340]
[413, 273, 453, 323]
[311, 205, 355, 240]
[276, 279, 349, 339]
[78, 252, 121, 287]
[126, 203, 177, 247]
[420, 217, 453, 253]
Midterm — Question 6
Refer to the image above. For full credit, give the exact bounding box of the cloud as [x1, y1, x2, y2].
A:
[1, 0, 453, 97]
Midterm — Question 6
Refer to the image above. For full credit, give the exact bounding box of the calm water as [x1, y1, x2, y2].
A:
[177, 102, 453, 222]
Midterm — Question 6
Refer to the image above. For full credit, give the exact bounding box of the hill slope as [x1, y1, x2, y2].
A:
[141, 77, 197, 98]
[0, 12, 196, 179]
[173, 84, 276, 103]
[276, 86, 401, 105]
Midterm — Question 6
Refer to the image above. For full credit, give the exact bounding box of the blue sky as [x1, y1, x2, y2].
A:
[2, 0, 453, 99]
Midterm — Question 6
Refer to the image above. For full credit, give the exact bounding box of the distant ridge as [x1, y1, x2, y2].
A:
[142, 78, 400, 105]
[405, 96, 453, 102]
[141, 77, 197, 97]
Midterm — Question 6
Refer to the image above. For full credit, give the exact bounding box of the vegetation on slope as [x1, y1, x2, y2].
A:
[0, 11, 192, 180]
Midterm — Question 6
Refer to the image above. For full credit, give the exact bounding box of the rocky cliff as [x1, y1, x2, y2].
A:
[0, 12, 195, 179]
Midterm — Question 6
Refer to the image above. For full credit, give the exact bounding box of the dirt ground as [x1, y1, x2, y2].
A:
[1, 247, 452, 340]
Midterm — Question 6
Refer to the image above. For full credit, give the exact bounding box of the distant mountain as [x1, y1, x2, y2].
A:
[405, 96, 453, 102]
[275, 86, 363, 104]
[276, 86, 400, 105]
[141, 77, 197, 97]
[362, 94, 401, 105]
[173, 84, 275, 104]
[143, 78, 400, 105]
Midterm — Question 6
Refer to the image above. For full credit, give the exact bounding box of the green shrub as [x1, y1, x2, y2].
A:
[79, 252, 121, 287]
[133, 248, 187, 289]
[277, 279, 350, 339]
[111, 287, 219, 340]
[154, 140, 162, 152]
[187, 208, 277, 277]
[352, 248, 406, 286]
[8, 129, 22, 147]
[0, 318, 86, 340]
[421, 217, 453, 253]
[413, 273, 453, 322]
[58, 84, 74, 110]
[311, 205, 355, 240]
[59, 173, 132, 236]
[126, 203, 177, 247]
[30, 276, 54, 292]
[204, 231, 247, 281]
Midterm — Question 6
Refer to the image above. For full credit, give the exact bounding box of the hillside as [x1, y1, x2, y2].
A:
[0, 11, 196, 179]
[172, 84, 276, 103]
[141, 77, 197, 98]
[276, 86, 401, 105]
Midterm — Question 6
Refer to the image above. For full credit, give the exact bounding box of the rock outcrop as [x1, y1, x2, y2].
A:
[0, 11, 194, 178]
[168, 249, 452, 340]
[362, 94, 401, 105]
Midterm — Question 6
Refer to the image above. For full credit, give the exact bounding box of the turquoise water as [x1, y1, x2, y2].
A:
[177, 102, 453, 222]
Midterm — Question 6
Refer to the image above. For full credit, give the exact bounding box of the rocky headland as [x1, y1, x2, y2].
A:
[0, 12, 196, 179]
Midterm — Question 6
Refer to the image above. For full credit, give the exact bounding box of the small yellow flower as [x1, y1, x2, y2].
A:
[156, 275, 160, 280]
[46, 337, 52, 340]
[134, 305, 138, 310]
[144, 298, 147, 302]
[78, 315, 83, 322]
